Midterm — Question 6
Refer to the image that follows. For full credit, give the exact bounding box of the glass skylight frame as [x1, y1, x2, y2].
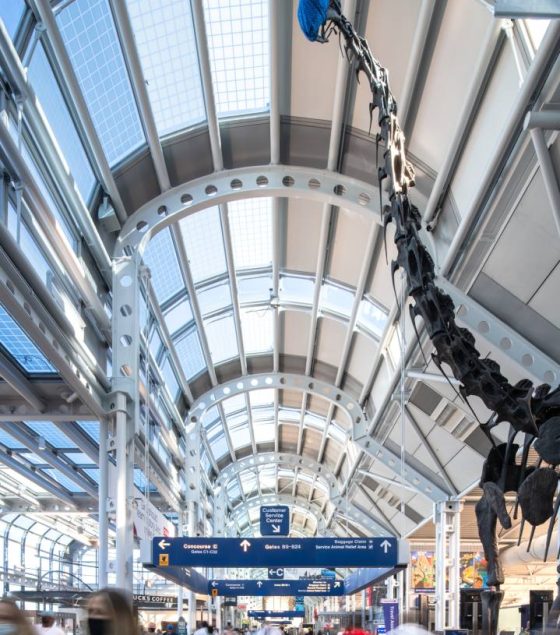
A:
[57, 0, 146, 166]
[203, 0, 270, 118]
[228, 198, 273, 270]
[125, 0, 206, 136]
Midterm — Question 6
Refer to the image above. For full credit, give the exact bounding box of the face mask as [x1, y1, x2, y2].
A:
[0, 624, 18, 635]
[88, 618, 113, 635]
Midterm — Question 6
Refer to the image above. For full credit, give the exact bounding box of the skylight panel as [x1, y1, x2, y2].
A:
[197, 281, 232, 316]
[237, 274, 272, 304]
[126, 0, 205, 135]
[203, 0, 269, 116]
[57, 0, 145, 166]
[209, 434, 229, 460]
[28, 43, 96, 201]
[320, 282, 354, 319]
[143, 228, 185, 304]
[254, 421, 274, 444]
[180, 207, 227, 283]
[164, 297, 194, 335]
[78, 421, 99, 442]
[230, 425, 252, 450]
[280, 275, 314, 306]
[229, 198, 272, 269]
[222, 393, 246, 415]
[44, 469, 85, 493]
[357, 298, 387, 339]
[204, 313, 239, 364]
[174, 329, 207, 379]
[241, 307, 272, 354]
[160, 356, 180, 400]
[249, 389, 274, 408]
[26, 422, 72, 447]
[0, 305, 56, 374]
[0, 0, 25, 39]
[0, 429, 23, 449]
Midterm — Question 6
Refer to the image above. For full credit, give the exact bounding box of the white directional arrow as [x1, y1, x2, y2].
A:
[380, 539, 392, 553]
[271, 524, 281, 533]
[211, 581, 218, 588]
[256, 581, 263, 588]
[240, 539, 251, 552]
[158, 539, 170, 550]
[334, 581, 341, 588]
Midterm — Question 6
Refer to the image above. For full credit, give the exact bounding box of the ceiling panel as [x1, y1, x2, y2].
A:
[529, 261, 560, 328]
[408, 1, 492, 171]
[484, 169, 560, 302]
[314, 317, 346, 369]
[285, 199, 324, 272]
[351, 0, 422, 131]
[329, 208, 375, 287]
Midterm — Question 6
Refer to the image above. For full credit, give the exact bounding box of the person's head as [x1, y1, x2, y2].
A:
[86, 589, 136, 635]
[147, 624, 156, 634]
[200, 624, 208, 631]
[0, 598, 35, 635]
[41, 615, 55, 628]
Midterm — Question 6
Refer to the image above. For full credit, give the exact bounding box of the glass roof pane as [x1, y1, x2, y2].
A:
[228, 198, 272, 269]
[197, 281, 232, 316]
[57, 0, 145, 166]
[222, 393, 246, 415]
[230, 425, 251, 450]
[357, 298, 387, 339]
[164, 297, 194, 335]
[238, 274, 272, 304]
[0, 429, 23, 449]
[254, 421, 274, 444]
[180, 207, 227, 283]
[126, 0, 205, 135]
[143, 228, 185, 304]
[64, 452, 95, 466]
[320, 282, 354, 319]
[209, 434, 229, 460]
[249, 389, 274, 408]
[240, 307, 272, 354]
[204, 0, 269, 117]
[280, 275, 314, 306]
[204, 313, 239, 364]
[160, 356, 180, 400]
[25, 422, 72, 447]
[174, 329, 206, 379]
[78, 421, 99, 442]
[44, 468, 85, 493]
[0, 305, 56, 374]
[0, 0, 25, 39]
[28, 42, 96, 201]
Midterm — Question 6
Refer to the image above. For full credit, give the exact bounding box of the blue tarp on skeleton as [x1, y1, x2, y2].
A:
[297, 0, 330, 42]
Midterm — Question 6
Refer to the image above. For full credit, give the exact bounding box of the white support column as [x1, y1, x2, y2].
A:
[98, 418, 109, 588]
[434, 500, 462, 631]
[112, 254, 142, 592]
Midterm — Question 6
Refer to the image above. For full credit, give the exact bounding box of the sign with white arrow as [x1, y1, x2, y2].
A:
[268, 567, 284, 579]
[206, 579, 345, 596]
[260, 506, 289, 536]
[152, 536, 398, 568]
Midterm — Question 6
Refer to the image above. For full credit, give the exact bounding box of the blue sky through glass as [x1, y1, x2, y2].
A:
[0, 0, 25, 39]
[0, 306, 56, 374]
[28, 42, 96, 201]
[57, 0, 145, 166]
[143, 228, 185, 304]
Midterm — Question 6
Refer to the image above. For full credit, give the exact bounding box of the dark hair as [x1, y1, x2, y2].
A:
[87, 588, 137, 635]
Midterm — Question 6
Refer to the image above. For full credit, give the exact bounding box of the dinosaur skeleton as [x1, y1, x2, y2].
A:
[297, 1, 560, 632]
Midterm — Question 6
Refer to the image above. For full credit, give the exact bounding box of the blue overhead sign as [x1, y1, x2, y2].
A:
[208, 579, 344, 596]
[152, 536, 398, 568]
[268, 567, 285, 579]
[260, 506, 289, 536]
[248, 611, 305, 619]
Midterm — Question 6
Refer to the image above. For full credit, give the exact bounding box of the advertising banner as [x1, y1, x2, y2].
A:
[381, 599, 399, 632]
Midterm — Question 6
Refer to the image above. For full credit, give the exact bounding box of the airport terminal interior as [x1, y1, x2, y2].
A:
[0, 0, 559, 633]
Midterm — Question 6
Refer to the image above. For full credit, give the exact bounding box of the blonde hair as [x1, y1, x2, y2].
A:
[87, 588, 137, 635]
